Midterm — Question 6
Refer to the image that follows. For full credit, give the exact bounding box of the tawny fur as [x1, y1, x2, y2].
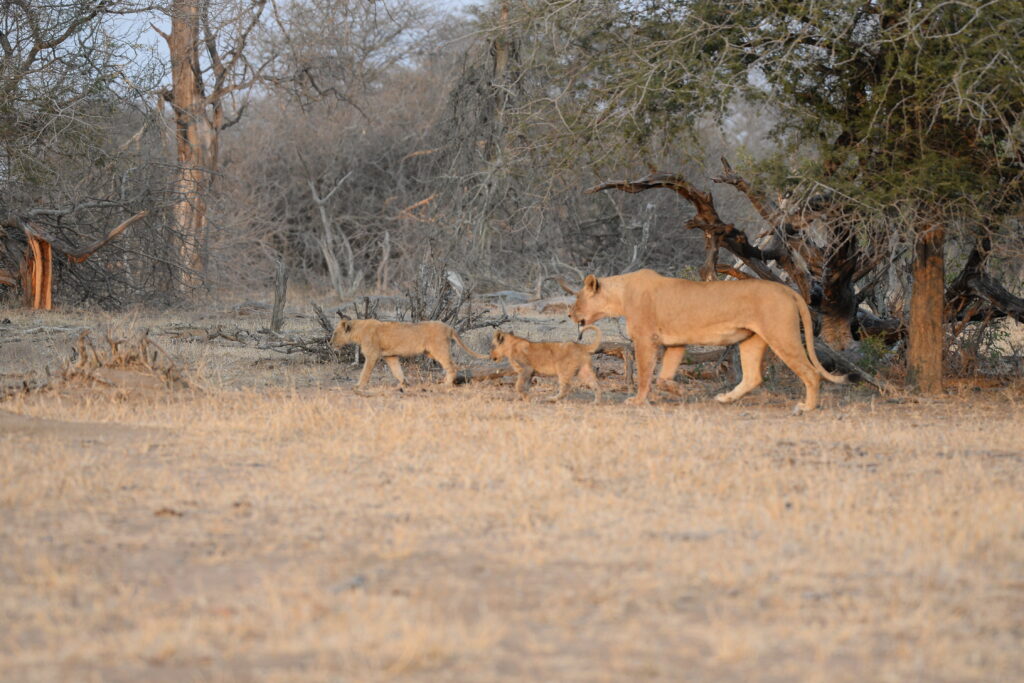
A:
[330, 319, 486, 391]
[568, 269, 847, 412]
[489, 326, 602, 403]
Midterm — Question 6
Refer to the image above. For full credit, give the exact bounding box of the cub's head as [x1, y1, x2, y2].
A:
[330, 316, 355, 348]
[490, 330, 513, 361]
[568, 274, 608, 327]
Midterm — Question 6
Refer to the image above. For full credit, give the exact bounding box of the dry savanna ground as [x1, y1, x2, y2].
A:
[1, 301, 1023, 682]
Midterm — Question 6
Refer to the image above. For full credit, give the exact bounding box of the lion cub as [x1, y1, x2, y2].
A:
[330, 318, 487, 391]
[490, 326, 602, 403]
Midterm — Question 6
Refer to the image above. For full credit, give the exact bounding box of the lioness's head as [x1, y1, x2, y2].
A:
[330, 318, 355, 348]
[568, 274, 608, 327]
[490, 330, 512, 361]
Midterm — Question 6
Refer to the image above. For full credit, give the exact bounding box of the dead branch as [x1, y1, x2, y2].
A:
[596, 342, 634, 390]
[270, 260, 288, 332]
[57, 329, 188, 389]
[946, 241, 1024, 324]
[586, 172, 782, 282]
[712, 156, 786, 227]
[312, 303, 335, 334]
[812, 340, 893, 393]
[20, 211, 149, 264]
[715, 264, 751, 280]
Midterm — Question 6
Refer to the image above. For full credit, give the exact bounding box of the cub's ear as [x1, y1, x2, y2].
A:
[343, 322, 352, 332]
[494, 331, 504, 343]
[583, 274, 599, 293]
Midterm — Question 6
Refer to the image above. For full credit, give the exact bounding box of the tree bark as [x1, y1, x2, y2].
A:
[907, 224, 945, 393]
[166, 0, 213, 289]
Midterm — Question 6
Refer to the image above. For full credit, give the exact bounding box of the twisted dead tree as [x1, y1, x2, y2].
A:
[0, 211, 148, 309]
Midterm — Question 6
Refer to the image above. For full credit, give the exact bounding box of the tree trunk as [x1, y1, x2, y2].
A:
[817, 227, 858, 350]
[168, 0, 214, 289]
[907, 224, 945, 393]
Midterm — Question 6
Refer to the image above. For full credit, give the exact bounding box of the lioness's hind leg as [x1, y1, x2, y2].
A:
[761, 328, 822, 412]
[714, 335, 767, 404]
[383, 357, 406, 388]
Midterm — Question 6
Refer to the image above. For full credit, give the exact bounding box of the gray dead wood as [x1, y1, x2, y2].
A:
[595, 342, 635, 390]
[270, 260, 288, 333]
[812, 340, 893, 393]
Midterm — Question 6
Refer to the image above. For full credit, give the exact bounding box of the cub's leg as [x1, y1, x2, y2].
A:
[714, 335, 767, 404]
[383, 356, 407, 388]
[547, 368, 575, 402]
[514, 366, 535, 400]
[578, 362, 602, 403]
[356, 349, 381, 391]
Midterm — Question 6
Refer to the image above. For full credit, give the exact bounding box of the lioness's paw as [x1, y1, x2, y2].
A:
[624, 396, 648, 406]
[656, 379, 682, 396]
[714, 393, 734, 404]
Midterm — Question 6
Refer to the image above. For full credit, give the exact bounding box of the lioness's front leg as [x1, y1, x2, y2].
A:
[356, 349, 381, 391]
[656, 345, 686, 395]
[627, 340, 658, 405]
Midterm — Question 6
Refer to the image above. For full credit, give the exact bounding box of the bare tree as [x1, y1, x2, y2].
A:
[153, 0, 268, 290]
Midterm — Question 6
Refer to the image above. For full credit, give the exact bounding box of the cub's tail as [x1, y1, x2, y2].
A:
[450, 329, 489, 360]
[580, 324, 602, 353]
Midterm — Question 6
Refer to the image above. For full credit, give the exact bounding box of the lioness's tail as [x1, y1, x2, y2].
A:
[450, 329, 489, 360]
[794, 290, 849, 384]
[580, 325, 602, 353]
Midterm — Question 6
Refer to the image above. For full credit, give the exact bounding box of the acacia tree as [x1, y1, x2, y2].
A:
[502, 0, 1024, 393]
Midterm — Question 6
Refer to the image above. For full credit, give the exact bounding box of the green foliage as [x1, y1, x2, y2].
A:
[501, 0, 1024, 235]
[858, 334, 893, 375]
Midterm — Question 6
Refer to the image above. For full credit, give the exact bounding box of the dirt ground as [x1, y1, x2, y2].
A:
[1, 302, 1023, 682]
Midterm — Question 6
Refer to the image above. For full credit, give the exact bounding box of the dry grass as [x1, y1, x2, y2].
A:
[1, 306, 1023, 681]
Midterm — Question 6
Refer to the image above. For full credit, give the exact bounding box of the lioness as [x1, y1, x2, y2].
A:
[490, 326, 602, 403]
[567, 269, 848, 412]
[330, 318, 487, 391]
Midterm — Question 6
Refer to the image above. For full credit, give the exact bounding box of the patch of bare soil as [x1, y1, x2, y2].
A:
[0, 408, 156, 443]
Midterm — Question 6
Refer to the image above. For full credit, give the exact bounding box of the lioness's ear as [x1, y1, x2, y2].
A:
[495, 331, 504, 343]
[343, 322, 352, 332]
[583, 274, 599, 293]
